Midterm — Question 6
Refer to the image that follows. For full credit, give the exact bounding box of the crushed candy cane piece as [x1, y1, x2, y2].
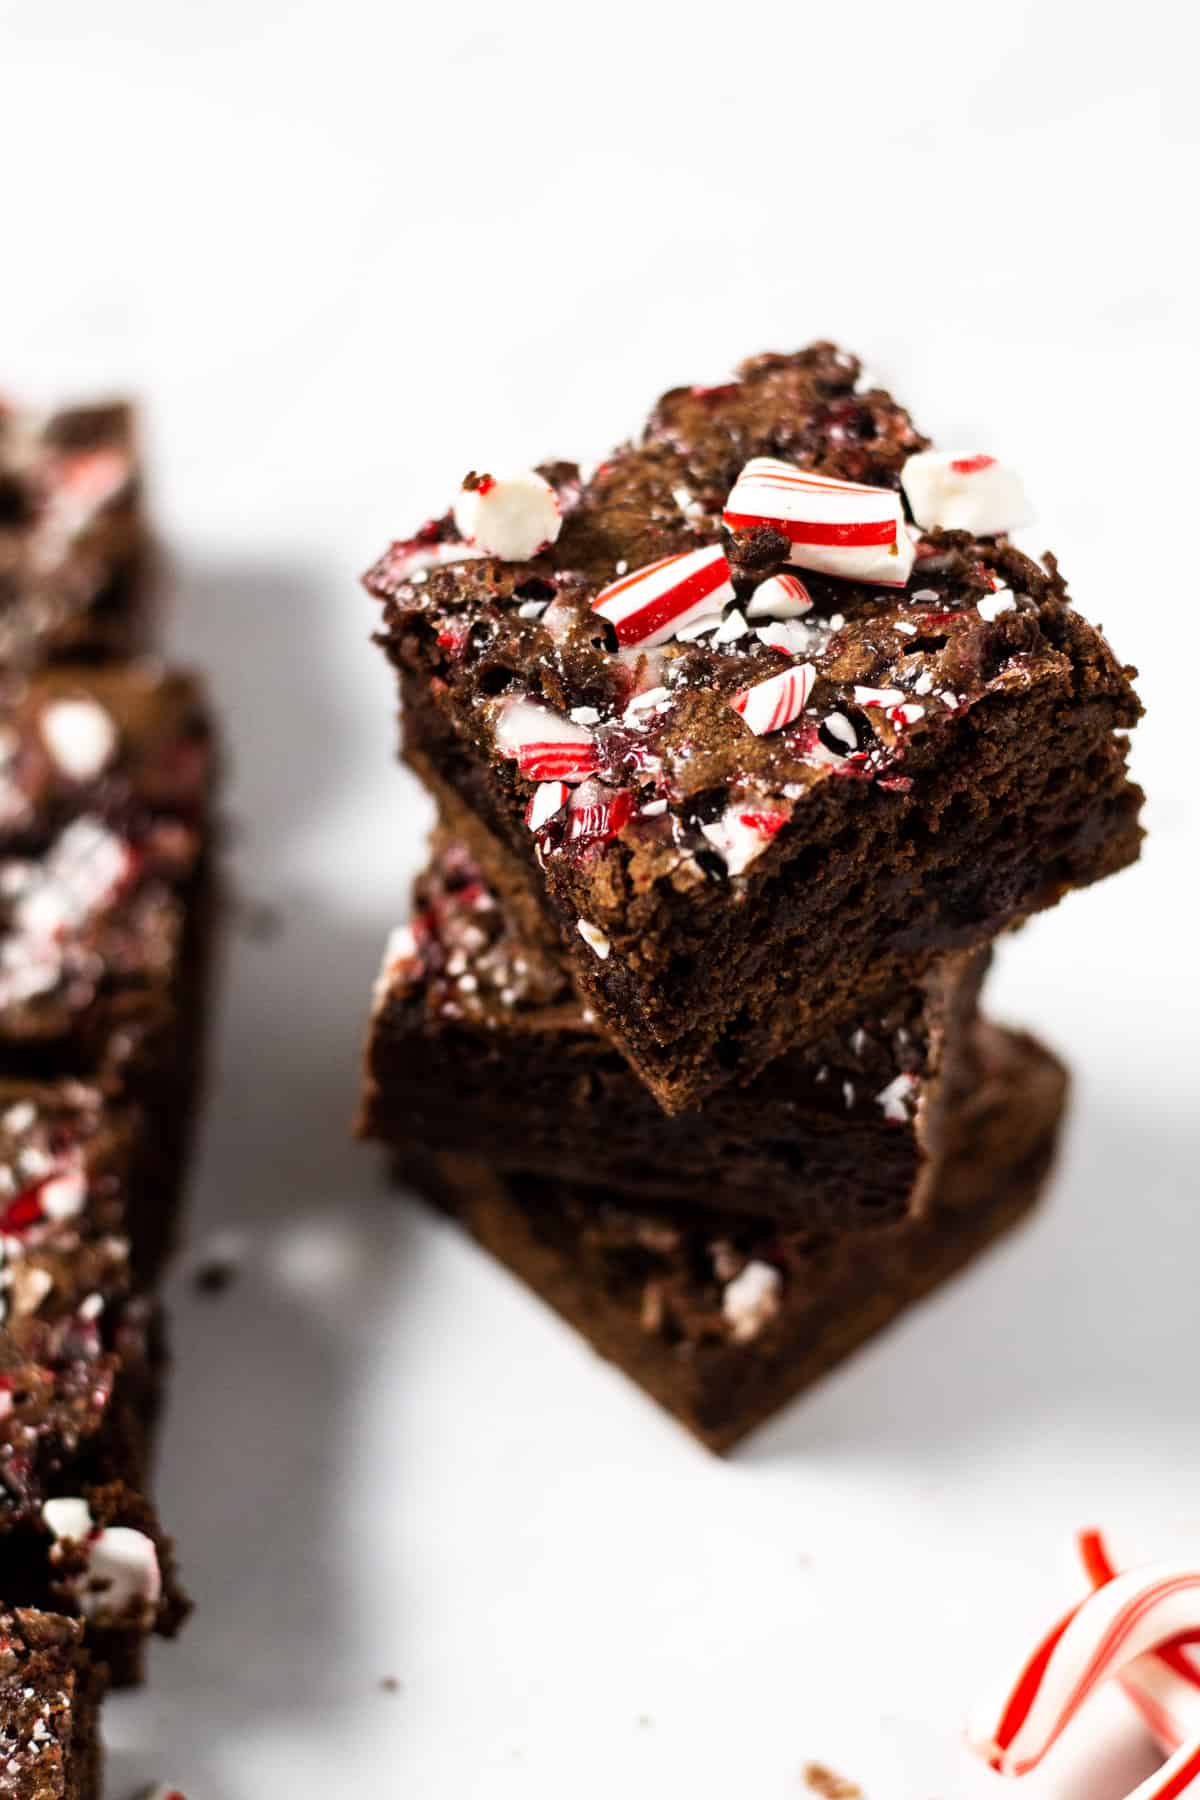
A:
[876, 1071, 919, 1122]
[978, 588, 1017, 621]
[42, 1498, 162, 1627]
[39, 699, 118, 782]
[526, 781, 569, 831]
[724, 457, 914, 588]
[731, 663, 816, 737]
[700, 803, 788, 876]
[722, 1261, 782, 1342]
[592, 545, 735, 647]
[453, 469, 561, 561]
[854, 686, 905, 709]
[494, 698, 596, 783]
[902, 450, 1034, 536]
[746, 573, 813, 619]
[576, 918, 610, 959]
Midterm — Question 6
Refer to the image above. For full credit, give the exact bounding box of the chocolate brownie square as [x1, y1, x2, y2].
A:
[361, 833, 988, 1232]
[368, 344, 1141, 1111]
[407, 1023, 1067, 1451]
[0, 401, 149, 668]
[0, 1606, 104, 1799]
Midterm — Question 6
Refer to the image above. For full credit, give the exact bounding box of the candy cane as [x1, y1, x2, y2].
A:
[1079, 1532, 1200, 1757]
[592, 545, 735, 647]
[730, 663, 816, 736]
[971, 1562, 1200, 1785]
[723, 457, 914, 588]
[494, 698, 597, 783]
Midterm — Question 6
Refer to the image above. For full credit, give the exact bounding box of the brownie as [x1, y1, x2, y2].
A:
[0, 402, 148, 669]
[0, 1606, 104, 1799]
[368, 344, 1142, 1111]
[407, 1023, 1068, 1451]
[0, 669, 217, 1240]
[361, 833, 989, 1231]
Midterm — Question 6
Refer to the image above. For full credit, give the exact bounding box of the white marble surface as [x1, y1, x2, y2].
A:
[2, 2, 1197, 1794]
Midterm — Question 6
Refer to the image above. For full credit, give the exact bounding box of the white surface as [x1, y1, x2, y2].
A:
[2, 3, 1197, 1795]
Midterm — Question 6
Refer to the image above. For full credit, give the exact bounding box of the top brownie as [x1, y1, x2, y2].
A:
[0, 401, 148, 669]
[368, 344, 1143, 1112]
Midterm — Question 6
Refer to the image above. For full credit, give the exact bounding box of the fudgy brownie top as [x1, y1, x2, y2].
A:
[0, 401, 141, 665]
[377, 839, 946, 1130]
[367, 344, 1140, 910]
[0, 1605, 91, 1796]
[0, 665, 211, 850]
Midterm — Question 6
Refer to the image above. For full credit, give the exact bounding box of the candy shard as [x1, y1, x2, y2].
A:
[494, 698, 596, 783]
[724, 457, 914, 588]
[731, 664, 817, 737]
[745, 573, 813, 620]
[592, 545, 735, 648]
[902, 450, 1034, 536]
[453, 469, 562, 561]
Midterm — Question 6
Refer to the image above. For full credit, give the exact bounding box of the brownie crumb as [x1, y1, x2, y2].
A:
[803, 1762, 861, 1798]
[379, 1676, 401, 1694]
[191, 1232, 245, 1295]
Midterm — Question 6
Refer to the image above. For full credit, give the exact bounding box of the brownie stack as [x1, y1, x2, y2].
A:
[0, 402, 216, 1793]
[359, 344, 1142, 1453]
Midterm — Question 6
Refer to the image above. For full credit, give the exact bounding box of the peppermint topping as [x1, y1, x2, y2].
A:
[39, 699, 118, 782]
[977, 587, 1017, 621]
[494, 698, 596, 783]
[876, 1070, 919, 1122]
[453, 469, 561, 562]
[42, 1499, 162, 1627]
[901, 450, 1033, 536]
[592, 545, 735, 648]
[526, 781, 569, 831]
[731, 663, 816, 736]
[722, 1260, 782, 1342]
[10, 818, 132, 941]
[745, 573, 813, 620]
[853, 686, 905, 709]
[724, 457, 914, 588]
[576, 918, 610, 959]
[822, 711, 858, 751]
[700, 804, 789, 876]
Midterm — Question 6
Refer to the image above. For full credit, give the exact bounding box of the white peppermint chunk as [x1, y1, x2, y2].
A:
[42, 1496, 93, 1542]
[39, 699, 118, 782]
[453, 469, 561, 562]
[901, 451, 1034, 536]
[722, 1260, 782, 1343]
[746, 573, 813, 620]
[977, 587, 1017, 621]
[576, 918, 610, 959]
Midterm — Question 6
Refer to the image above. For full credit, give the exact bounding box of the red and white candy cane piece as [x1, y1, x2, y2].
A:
[699, 803, 789, 876]
[494, 698, 597, 783]
[1080, 1531, 1200, 1757]
[745, 573, 813, 620]
[723, 457, 914, 588]
[971, 1560, 1200, 1779]
[525, 781, 569, 831]
[592, 545, 734, 648]
[901, 450, 1033, 536]
[730, 663, 816, 737]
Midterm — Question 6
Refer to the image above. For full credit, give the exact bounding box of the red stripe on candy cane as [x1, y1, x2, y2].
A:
[1079, 1532, 1200, 1756]
[978, 1567, 1200, 1778]
[723, 457, 913, 587]
[592, 545, 734, 647]
[515, 742, 598, 781]
[724, 510, 899, 549]
[730, 664, 816, 736]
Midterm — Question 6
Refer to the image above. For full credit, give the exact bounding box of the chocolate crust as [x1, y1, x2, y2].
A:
[361, 834, 989, 1231]
[406, 1023, 1068, 1452]
[367, 346, 1142, 1111]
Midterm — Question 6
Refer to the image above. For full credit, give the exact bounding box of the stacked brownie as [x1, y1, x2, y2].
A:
[360, 343, 1142, 1451]
[0, 402, 216, 1793]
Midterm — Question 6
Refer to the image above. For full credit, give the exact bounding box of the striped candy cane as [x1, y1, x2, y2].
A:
[1079, 1532, 1200, 1757]
[591, 545, 734, 647]
[970, 1561, 1200, 1800]
[723, 458, 914, 588]
[729, 663, 816, 736]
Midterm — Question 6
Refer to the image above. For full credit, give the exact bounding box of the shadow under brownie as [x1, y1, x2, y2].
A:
[361, 832, 989, 1233]
[369, 344, 1141, 1112]
[403, 1022, 1068, 1452]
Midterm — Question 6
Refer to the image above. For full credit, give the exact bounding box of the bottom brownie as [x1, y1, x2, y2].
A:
[0, 1606, 103, 1799]
[406, 1023, 1067, 1452]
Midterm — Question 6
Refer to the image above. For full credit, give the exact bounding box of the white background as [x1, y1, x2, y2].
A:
[2, 3, 1197, 1795]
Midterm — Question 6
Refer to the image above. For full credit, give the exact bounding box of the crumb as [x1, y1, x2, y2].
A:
[637, 1713, 652, 1728]
[803, 1764, 861, 1798]
[235, 895, 284, 942]
[190, 1230, 246, 1295]
[379, 1676, 401, 1693]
